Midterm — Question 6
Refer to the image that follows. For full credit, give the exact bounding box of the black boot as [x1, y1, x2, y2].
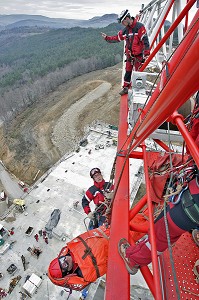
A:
[119, 87, 128, 95]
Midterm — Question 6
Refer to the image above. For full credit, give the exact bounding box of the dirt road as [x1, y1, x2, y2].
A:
[0, 63, 122, 185]
[52, 82, 112, 154]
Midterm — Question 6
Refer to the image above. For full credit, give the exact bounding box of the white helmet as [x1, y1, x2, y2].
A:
[117, 9, 130, 23]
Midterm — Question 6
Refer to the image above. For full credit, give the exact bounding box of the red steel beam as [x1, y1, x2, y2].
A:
[128, 150, 143, 159]
[141, 266, 156, 298]
[106, 5, 199, 300]
[184, 0, 190, 33]
[123, 11, 199, 153]
[106, 94, 130, 300]
[171, 112, 199, 168]
[142, 143, 164, 299]
[129, 194, 147, 220]
[129, 30, 199, 152]
[153, 139, 174, 152]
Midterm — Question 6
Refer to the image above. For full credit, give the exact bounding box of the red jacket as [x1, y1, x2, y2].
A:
[82, 180, 113, 214]
[105, 19, 150, 58]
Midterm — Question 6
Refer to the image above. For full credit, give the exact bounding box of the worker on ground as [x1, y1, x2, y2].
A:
[21, 255, 26, 271]
[101, 9, 150, 95]
[82, 167, 114, 230]
[34, 233, 39, 242]
[0, 191, 7, 201]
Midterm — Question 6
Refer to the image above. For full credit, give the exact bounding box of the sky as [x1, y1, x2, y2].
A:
[0, 0, 156, 20]
[0, 0, 197, 20]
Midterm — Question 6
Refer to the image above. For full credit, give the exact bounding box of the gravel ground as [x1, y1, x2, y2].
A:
[52, 82, 112, 154]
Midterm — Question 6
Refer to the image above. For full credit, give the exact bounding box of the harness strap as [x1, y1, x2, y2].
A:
[126, 25, 139, 56]
[181, 189, 199, 223]
[77, 236, 100, 278]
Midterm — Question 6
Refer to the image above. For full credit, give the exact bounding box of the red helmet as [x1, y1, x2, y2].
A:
[90, 168, 101, 178]
[48, 258, 63, 278]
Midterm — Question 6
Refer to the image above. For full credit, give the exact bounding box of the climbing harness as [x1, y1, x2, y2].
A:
[181, 187, 199, 223]
[77, 236, 100, 278]
[169, 186, 186, 204]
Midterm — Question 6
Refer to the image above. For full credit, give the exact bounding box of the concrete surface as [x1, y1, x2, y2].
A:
[0, 123, 148, 300]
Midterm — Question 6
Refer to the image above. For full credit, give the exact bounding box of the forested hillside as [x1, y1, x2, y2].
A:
[0, 13, 118, 30]
[0, 23, 123, 122]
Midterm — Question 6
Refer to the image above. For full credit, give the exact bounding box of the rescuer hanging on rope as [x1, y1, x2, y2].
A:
[80, 168, 113, 299]
[101, 9, 150, 95]
[48, 225, 110, 291]
[82, 168, 114, 230]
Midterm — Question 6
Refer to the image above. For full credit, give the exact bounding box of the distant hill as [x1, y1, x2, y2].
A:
[0, 14, 118, 30]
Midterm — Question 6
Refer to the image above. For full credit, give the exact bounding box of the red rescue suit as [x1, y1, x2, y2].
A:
[126, 177, 199, 267]
[82, 180, 113, 214]
[48, 225, 110, 291]
[105, 18, 150, 87]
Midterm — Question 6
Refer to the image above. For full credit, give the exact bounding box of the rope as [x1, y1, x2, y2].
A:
[97, 227, 110, 240]
[163, 202, 181, 300]
[167, 122, 174, 187]
[163, 122, 180, 299]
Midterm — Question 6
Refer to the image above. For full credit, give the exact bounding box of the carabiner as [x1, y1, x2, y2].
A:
[169, 186, 188, 204]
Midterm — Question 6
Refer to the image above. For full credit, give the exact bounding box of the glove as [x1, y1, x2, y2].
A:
[104, 191, 114, 200]
[101, 32, 107, 40]
[144, 50, 150, 57]
[87, 212, 94, 219]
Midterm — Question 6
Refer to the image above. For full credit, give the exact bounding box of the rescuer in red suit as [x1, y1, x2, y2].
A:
[101, 9, 150, 95]
[118, 170, 199, 275]
[48, 225, 110, 291]
[82, 167, 113, 230]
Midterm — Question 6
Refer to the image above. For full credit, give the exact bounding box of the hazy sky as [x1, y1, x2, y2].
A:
[0, 0, 154, 20]
[0, 0, 197, 21]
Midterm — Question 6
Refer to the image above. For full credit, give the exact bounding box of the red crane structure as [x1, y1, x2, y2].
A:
[106, 0, 199, 299]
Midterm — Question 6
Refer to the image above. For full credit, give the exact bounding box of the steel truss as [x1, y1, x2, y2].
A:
[105, 0, 199, 299]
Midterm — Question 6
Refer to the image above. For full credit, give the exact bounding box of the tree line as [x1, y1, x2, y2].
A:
[0, 24, 123, 123]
